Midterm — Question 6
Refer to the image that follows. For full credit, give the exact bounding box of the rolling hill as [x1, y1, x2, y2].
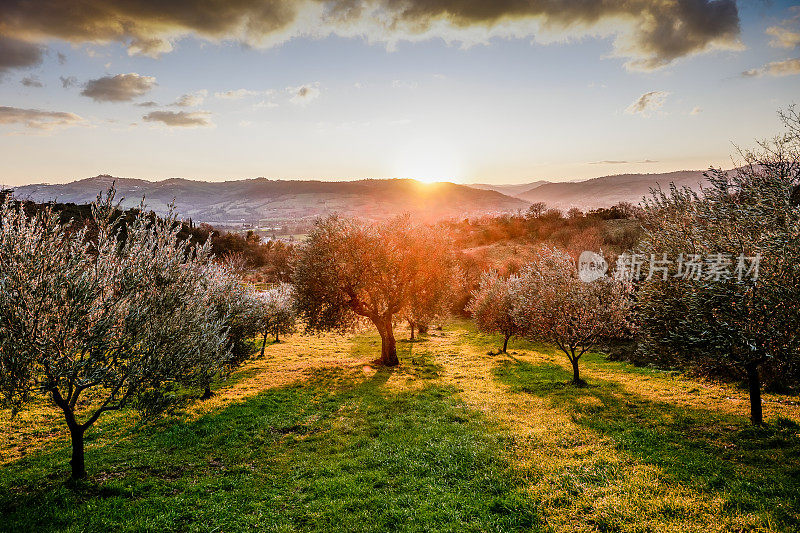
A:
[512, 170, 711, 209]
[467, 181, 550, 197]
[12, 176, 529, 225]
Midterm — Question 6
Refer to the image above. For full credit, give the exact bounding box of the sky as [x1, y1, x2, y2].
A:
[1, 0, 799, 186]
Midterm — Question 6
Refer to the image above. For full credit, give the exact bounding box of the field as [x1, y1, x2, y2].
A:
[2, 321, 799, 532]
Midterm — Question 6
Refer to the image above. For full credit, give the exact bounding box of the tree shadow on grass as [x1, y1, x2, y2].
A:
[494, 359, 800, 528]
[350, 332, 444, 381]
[0, 360, 542, 532]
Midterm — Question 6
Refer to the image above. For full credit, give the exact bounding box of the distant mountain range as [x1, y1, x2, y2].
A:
[471, 170, 711, 209]
[515, 170, 710, 208]
[467, 181, 550, 197]
[11, 170, 713, 224]
[12, 176, 529, 225]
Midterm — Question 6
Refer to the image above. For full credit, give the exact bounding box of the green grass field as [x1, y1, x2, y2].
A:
[1, 321, 799, 532]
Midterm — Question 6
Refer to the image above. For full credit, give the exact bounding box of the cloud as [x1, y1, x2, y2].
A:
[742, 58, 800, 78]
[392, 80, 418, 89]
[214, 89, 261, 99]
[0, 36, 43, 74]
[59, 75, 77, 88]
[57, 52, 67, 64]
[690, 106, 703, 115]
[136, 101, 159, 107]
[625, 91, 669, 116]
[20, 75, 43, 87]
[767, 7, 800, 49]
[588, 159, 658, 165]
[173, 89, 207, 107]
[0, 106, 84, 130]
[767, 27, 800, 49]
[142, 110, 212, 127]
[255, 99, 279, 109]
[0, 0, 741, 71]
[288, 83, 320, 105]
[81, 73, 157, 102]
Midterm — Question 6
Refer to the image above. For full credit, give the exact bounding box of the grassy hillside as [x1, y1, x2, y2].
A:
[2, 322, 799, 532]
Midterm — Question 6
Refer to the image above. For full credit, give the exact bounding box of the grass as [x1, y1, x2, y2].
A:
[494, 359, 800, 529]
[0, 331, 540, 532]
[1, 321, 799, 532]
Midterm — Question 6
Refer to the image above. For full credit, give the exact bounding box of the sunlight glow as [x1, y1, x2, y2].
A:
[393, 138, 463, 184]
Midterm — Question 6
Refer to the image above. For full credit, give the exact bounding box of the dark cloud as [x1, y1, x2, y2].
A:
[60, 75, 77, 88]
[80, 73, 156, 102]
[57, 51, 67, 64]
[136, 101, 159, 107]
[20, 75, 43, 87]
[0, 0, 741, 70]
[742, 58, 800, 77]
[0, 36, 43, 74]
[0, 106, 84, 130]
[142, 110, 212, 127]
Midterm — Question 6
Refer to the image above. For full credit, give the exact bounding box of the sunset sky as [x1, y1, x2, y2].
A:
[1, 0, 799, 186]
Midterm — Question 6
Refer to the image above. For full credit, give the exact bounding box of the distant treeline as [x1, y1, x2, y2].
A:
[2, 193, 294, 284]
[443, 202, 644, 314]
[443, 202, 643, 254]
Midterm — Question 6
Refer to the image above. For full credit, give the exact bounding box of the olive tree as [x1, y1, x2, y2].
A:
[0, 192, 231, 479]
[637, 109, 800, 424]
[293, 215, 453, 366]
[402, 262, 452, 340]
[515, 246, 631, 385]
[254, 283, 297, 356]
[198, 265, 262, 398]
[467, 271, 525, 353]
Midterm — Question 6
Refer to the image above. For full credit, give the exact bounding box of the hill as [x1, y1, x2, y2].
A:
[13, 176, 529, 225]
[514, 170, 710, 209]
[468, 181, 550, 197]
[2, 323, 798, 531]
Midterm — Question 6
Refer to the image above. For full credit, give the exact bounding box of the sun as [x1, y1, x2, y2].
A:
[393, 138, 463, 184]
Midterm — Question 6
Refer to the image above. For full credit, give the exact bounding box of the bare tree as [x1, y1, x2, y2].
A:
[525, 202, 547, 219]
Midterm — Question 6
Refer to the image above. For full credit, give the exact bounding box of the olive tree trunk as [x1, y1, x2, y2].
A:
[747, 362, 763, 425]
[68, 424, 87, 479]
[375, 316, 399, 366]
[260, 332, 268, 358]
[51, 389, 88, 479]
[571, 358, 581, 385]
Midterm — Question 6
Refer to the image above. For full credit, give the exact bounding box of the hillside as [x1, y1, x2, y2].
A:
[2, 323, 798, 531]
[515, 170, 710, 209]
[468, 181, 550, 197]
[13, 176, 529, 225]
